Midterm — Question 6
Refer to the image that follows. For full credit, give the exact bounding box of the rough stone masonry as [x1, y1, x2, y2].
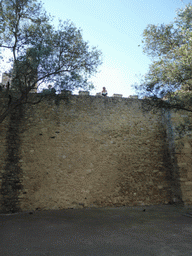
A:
[0, 92, 192, 213]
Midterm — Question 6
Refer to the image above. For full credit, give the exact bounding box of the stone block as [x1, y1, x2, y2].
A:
[187, 172, 192, 179]
[186, 191, 192, 197]
[79, 91, 89, 96]
[179, 178, 187, 181]
[113, 94, 122, 98]
[178, 163, 187, 167]
[128, 95, 138, 99]
[185, 181, 192, 186]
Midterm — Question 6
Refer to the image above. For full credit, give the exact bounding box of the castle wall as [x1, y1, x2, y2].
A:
[164, 110, 192, 206]
[0, 93, 191, 213]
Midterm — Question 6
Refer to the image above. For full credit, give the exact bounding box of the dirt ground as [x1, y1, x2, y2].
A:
[0, 204, 192, 256]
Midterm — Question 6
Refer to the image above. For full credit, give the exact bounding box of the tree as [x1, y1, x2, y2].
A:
[133, 3, 192, 111]
[0, 0, 102, 123]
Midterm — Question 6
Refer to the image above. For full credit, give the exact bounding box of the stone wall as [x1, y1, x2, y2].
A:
[164, 110, 192, 206]
[0, 93, 191, 213]
[0, 101, 25, 213]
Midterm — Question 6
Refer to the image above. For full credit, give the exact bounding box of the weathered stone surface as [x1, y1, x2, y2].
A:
[164, 109, 192, 206]
[113, 94, 122, 98]
[79, 91, 89, 96]
[0, 94, 192, 213]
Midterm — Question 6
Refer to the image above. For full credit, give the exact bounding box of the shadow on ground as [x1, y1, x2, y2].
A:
[0, 205, 192, 256]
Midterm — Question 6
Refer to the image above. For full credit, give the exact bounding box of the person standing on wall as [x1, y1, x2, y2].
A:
[102, 87, 108, 96]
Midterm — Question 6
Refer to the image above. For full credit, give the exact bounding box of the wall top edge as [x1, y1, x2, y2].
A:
[0, 89, 162, 101]
[0, 90, 152, 100]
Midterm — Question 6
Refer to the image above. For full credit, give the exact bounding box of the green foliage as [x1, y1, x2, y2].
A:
[0, 0, 102, 123]
[0, 0, 102, 93]
[133, 3, 192, 111]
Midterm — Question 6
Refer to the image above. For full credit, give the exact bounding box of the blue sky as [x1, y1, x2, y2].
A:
[0, 0, 190, 96]
[41, 0, 191, 96]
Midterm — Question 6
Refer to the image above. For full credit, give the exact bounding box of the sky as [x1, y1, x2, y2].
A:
[0, 0, 191, 97]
